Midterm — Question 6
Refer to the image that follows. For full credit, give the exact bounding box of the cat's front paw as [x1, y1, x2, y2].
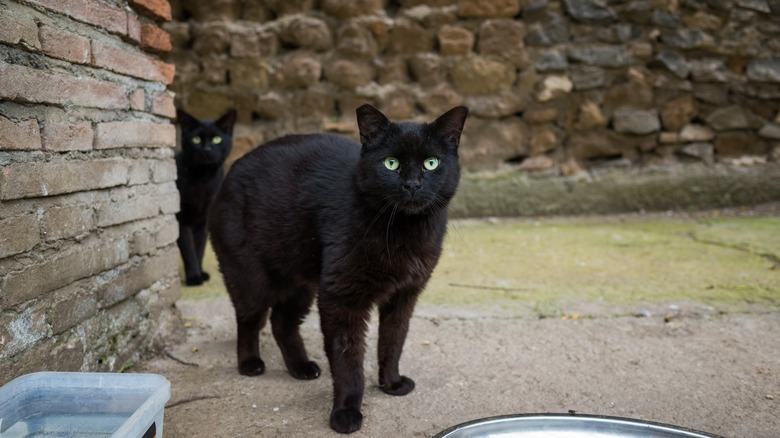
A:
[288, 361, 321, 380]
[238, 357, 265, 376]
[381, 376, 415, 396]
[201, 272, 210, 282]
[185, 275, 204, 286]
[330, 407, 363, 434]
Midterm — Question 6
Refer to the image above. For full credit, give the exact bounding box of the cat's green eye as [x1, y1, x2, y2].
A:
[423, 157, 439, 170]
[384, 157, 400, 170]
[212, 136, 222, 144]
[192, 136, 201, 144]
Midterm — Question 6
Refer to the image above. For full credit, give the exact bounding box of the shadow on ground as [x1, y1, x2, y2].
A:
[139, 205, 780, 437]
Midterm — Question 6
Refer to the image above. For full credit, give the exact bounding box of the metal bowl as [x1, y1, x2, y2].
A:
[433, 414, 724, 438]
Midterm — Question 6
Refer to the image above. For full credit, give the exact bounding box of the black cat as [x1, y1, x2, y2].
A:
[175, 109, 236, 286]
[208, 104, 468, 433]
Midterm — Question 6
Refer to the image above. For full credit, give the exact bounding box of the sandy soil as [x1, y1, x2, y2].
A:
[137, 297, 780, 438]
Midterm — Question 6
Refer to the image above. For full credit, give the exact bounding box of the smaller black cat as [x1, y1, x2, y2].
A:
[175, 109, 236, 286]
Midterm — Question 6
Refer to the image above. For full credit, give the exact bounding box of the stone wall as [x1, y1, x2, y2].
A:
[0, 0, 180, 384]
[166, 0, 780, 172]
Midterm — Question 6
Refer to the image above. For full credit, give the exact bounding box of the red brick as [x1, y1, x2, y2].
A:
[0, 63, 127, 110]
[39, 26, 91, 64]
[128, 0, 172, 22]
[3, 229, 130, 306]
[94, 121, 175, 149]
[129, 88, 146, 111]
[0, 8, 41, 50]
[0, 115, 42, 151]
[141, 23, 172, 53]
[127, 13, 142, 44]
[150, 91, 175, 118]
[43, 204, 94, 241]
[91, 41, 175, 84]
[26, 0, 127, 35]
[41, 121, 93, 151]
[0, 158, 129, 200]
[0, 214, 40, 258]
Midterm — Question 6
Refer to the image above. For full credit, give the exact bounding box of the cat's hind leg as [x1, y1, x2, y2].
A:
[270, 285, 321, 380]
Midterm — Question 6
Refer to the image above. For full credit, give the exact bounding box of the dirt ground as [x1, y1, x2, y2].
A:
[137, 209, 780, 438]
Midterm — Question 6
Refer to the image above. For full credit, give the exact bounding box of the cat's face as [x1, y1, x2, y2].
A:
[177, 109, 237, 166]
[356, 105, 469, 215]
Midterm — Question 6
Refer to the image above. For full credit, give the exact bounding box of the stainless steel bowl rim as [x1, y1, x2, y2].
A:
[432, 413, 726, 438]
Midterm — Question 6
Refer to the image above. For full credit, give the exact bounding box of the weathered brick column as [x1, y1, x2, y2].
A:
[0, 0, 180, 384]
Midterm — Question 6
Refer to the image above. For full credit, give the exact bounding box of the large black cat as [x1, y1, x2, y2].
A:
[175, 109, 236, 286]
[208, 104, 468, 433]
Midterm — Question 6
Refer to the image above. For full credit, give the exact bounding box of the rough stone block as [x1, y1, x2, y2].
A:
[230, 59, 270, 89]
[568, 46, 636, 68]
[91, 41, 175, 84]
[451, 56, 516, 95]
[386, 19, 433, 55]
[322, 0, 383, 18]
[458, 117, 528, 170]
[746, 57, 780, 83]
[27, 0, 127, 35]
[613, 109, 661, 135]
[337, 23, 379, 58]
[95, 121, 176, 149]
[43, 204, 94, 241]
[476, 19, 527, 67]
[324, 60, 375, 90]
[660, 94, 697, 131]
[0, 8, 41, 50]
[41, 122, 93, 151]
[437, 26, 474, 56]
[0, 215, 39, 258]
[192, 24, 230, 55]
[273, 56, 321, 89]
[0, 159, 129, 201]
[280, 16, 333, 51]
[0, 116, 41, 151]
[409, 54, 446, 87]
[39, 26, 90, 64]
[457, 0, 520, 17]
[0, 63, 127, 110]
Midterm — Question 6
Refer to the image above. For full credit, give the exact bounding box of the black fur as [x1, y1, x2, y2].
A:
[175, 109, 236, 286]
[208, 105, 468, 433]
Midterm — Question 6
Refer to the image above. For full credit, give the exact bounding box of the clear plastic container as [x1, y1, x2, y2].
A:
[0, 372, 170, 438]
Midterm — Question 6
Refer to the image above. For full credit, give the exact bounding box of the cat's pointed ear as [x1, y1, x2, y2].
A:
[176, 109, 199, 130]
[356, 104, 390, 146]
[431, 106, 469, 149]
[216, 109, 238, 134]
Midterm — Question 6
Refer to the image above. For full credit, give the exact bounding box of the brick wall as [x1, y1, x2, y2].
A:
[0, 0, 180, 384]
[166, 0, 780, 172]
